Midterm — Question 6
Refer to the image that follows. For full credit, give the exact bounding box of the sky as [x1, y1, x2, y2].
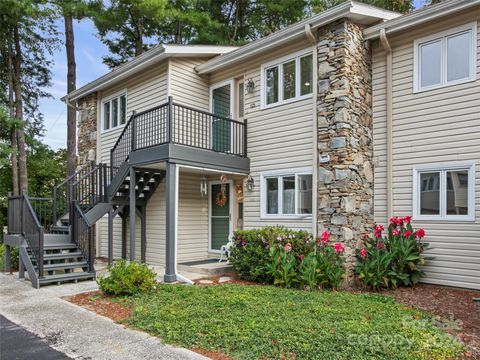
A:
[40, 0, 425, 150]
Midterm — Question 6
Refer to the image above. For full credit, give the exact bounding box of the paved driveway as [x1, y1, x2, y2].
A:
[0, 274, 206, 360]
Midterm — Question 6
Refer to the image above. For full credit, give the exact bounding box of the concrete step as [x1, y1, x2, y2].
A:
[178, 260, 234, 276]
[39, 271, 95, 285]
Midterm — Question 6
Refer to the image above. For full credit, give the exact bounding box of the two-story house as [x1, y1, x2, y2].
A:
[7, 0, 478, 289]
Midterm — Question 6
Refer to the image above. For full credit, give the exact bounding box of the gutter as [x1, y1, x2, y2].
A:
[379, 29, 393, 220]
[305, 24, 319, 237]
[364, 0, 480, 40]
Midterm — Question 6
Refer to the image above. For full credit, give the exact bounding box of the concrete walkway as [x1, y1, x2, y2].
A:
[0, 274, 206, 360]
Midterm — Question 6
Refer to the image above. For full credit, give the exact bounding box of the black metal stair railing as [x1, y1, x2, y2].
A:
[110, 97, 247, 179]
[7, 195, 45, 277]
[71, 202, 94, 273]
[69, 163, 109, 211]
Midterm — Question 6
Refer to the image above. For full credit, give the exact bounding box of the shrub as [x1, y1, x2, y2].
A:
[356, 216, 430, 289]
[230, 226, 346, 289]
[229, 226, 313, 283]
[97, 260, 157, 296]
[0, 244, 19, 272]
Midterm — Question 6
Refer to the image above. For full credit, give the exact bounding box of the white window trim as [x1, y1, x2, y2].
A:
[412, 162, 476, 222]
[260, 48, 313, 109]
[413, 22, 477, 93]
[260, 167, 312, 219]
[101, 89, 128, 134]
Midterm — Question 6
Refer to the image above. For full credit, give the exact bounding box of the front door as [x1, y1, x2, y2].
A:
[211, 81, 233, 152]
[209, 181, 232, 252]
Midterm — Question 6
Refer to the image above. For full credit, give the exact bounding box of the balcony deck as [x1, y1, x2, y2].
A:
[110, 97, 250, 176]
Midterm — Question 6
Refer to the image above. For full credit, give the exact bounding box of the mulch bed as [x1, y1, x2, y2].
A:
[65, 291, 131, 322]
[379, 284, 480, 359]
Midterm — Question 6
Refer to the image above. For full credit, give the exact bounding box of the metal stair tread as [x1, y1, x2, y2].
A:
[44, 243, 78, 250]
[43, 251, 83, 260]
[39, 272, 95, 284]
[43, 261, 88, 270]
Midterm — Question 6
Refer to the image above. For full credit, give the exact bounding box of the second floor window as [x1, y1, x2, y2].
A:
[414, 22, 477, 92]
[262, 50, 313, 108]
[103, 93, 127, 131]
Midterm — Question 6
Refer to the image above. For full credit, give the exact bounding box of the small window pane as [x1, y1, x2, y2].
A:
[419, 172, 440, 215]
[103, 102, 110, 130]
[112, 98, 118, 128]
[300, 55, 313, 95]
[266, 178, 278, 214]
[238, 82, 244, 118]
[266, 67, 279, 104]
[447, 31, 471, 82]
[297, 174, 312, 214]
[282, 176, 295, 214]
[120, 95, 126, 124]
[446, 170, 469, 215]
[282, 60, 296, 100]
[420, 40, 442, 88]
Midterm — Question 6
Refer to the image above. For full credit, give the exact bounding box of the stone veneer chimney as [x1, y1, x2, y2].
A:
[77, 93, 98, 166]
[316, 20, 374, 283]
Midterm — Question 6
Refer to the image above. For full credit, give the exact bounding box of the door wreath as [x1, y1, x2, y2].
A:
[215, 191, 228, 207]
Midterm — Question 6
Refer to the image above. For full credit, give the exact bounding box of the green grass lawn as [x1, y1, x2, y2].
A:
[126, 284, 463, 360]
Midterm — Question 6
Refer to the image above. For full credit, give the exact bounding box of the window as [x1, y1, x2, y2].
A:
[262, 49, 313, 107]
[261, 169, 312, 217]
[414, 23, 477, 92]
[102, 92, 127, 131]
[413, 163, 475, 221]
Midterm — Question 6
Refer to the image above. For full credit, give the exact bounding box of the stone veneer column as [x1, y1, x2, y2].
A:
[77, 93, 98, 166]
[316, 20, 374, 283]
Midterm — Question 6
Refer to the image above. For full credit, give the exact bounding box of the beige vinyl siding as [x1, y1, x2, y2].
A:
[170, 58, 210, 111]
[372, 10, 480, 289]
[209, 39, 314, 231]
[97, 61, 169, 262]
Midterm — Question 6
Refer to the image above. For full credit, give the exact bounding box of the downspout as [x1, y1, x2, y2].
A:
[305, 24, 319, 237]
[379, 29, 393, 220]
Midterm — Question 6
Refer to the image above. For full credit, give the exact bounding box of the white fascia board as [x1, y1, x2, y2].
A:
[196, 1, 400, 75]
[364, 0, 480, 40]
[62, 45, 238, 102]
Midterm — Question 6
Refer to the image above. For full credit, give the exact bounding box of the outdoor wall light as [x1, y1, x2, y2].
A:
[200, 175, 207, 197]
[246, 78, 255, 93]
[246, 175, 255, 191]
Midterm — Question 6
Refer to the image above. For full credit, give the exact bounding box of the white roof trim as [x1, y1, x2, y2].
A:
[364, 0, 480, 40]
[196, 1, 400, 75]
[62, 45, 237, 102]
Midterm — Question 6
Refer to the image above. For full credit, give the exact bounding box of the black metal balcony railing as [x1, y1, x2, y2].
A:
[110, 97, 247, 177]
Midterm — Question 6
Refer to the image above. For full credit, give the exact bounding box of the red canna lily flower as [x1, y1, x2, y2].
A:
[392, 228, 400, 236]
[321, 230, 331, 245]
[374, 224, 384, 238]
[359, 248, 367, 258]
[333, 242, 345, 254]
[403, 231, 412, 238]
[284, 243, 292, 253]
[415, 229, 425, 239]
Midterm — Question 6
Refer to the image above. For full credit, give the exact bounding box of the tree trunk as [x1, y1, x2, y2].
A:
[134, 19, 143, 56]
[7, 30, 19, 196]
[12, 24, 28, 195]
[65, 14, 77, 177]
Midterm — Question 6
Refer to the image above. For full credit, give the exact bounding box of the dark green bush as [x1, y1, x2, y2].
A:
[0, 244, 19, 272]
[230, 226, 346, 289]
[97, 260, 157, 296]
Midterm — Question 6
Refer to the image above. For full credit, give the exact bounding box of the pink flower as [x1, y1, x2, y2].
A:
[374, 224, 384, 238]
[392, 228, 400, 236]
[284, 243, 292, 253]
[389, 216, 405, 227]
[377, 241, 384, 249]
[333, 242, 345, 254]
[321, 230, 331, 245]
[359, 248, 367, 258]
[403, 231, 412, 238]
[299, 254, 305, 261]
[415, 229, 425, 239]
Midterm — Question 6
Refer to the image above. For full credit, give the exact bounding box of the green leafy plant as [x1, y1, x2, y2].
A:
[0, 244, 19, 272]
[265, 244, 298, 288]
[97, 260, 157, 296]
[356, 216, 430, 289]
